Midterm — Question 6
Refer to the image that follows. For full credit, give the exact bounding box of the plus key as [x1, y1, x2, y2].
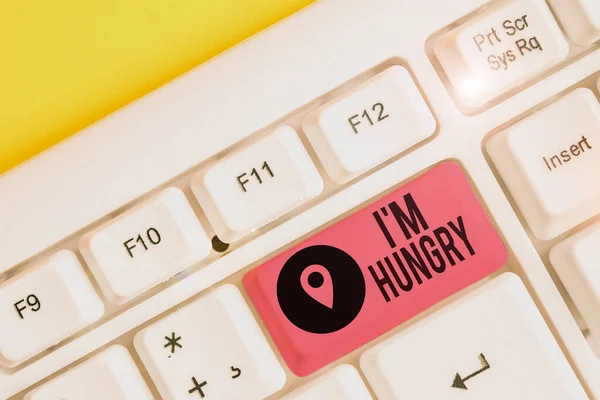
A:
[188, 377, 207, 398]
[134, 284, 285, 400]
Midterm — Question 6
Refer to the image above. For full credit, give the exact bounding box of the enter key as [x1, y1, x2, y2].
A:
[360, 273, 587, 399]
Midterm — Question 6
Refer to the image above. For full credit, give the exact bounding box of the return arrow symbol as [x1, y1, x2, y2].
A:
[451, 353, 490, 390]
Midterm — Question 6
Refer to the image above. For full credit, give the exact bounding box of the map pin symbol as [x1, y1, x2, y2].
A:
[300, 264, 334, 309]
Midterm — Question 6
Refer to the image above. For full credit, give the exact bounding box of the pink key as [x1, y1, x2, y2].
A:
[243, 162, 507, 377]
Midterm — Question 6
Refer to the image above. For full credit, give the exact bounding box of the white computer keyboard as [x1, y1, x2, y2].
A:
[2, 0, 600, 398]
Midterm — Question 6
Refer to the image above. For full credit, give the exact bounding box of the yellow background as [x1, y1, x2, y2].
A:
[0, 0, 315, 174]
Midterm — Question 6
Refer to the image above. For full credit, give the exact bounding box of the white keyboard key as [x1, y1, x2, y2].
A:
[24, 345, 153, 400]
[487, 88, 600, 240]
[302, 66, 436, 183]
[192, 126, 323, 243]
[360, 273, 586, 400]
[280, 365, 372, 400]
[549, 0, 600, 45]
[0, 250, 104, 367]
[80, 187, 211, 304]
[134, 284, 285, 400]
[551, 222, 600, 348]
[434, 0, 568, 108]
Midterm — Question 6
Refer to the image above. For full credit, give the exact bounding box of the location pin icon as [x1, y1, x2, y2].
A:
[300, 264, 334, 309]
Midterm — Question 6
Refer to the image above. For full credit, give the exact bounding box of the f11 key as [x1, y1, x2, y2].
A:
[243, 162, 508, 376]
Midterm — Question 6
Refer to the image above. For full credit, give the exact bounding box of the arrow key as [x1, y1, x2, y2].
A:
[360, 273, 587, 399]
